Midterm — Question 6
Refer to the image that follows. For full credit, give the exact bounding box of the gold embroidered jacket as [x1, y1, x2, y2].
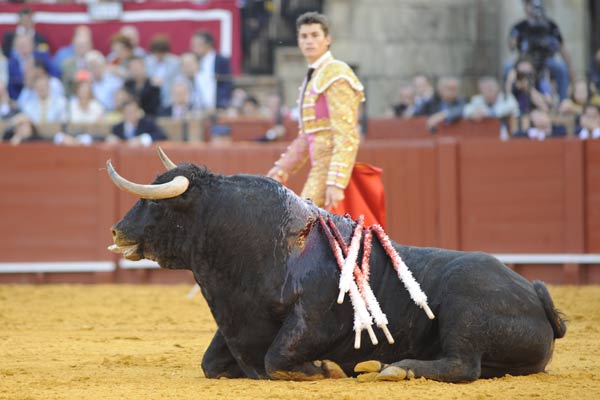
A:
[275, 53, 365, 207]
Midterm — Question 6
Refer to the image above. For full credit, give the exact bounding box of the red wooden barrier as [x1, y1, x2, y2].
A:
[366, 117, 502, 140]
[1, 137, 599, 284]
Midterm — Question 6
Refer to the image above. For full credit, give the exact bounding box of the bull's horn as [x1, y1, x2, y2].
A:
[157, 146, 177, 170]
[106, 160, 189, 199]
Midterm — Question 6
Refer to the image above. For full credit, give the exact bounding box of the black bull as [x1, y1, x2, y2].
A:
[107, 153, 566, 383]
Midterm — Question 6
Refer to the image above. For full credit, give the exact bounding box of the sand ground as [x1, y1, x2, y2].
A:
[0, 284, 599, 399]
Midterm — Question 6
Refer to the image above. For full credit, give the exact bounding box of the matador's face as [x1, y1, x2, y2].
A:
[297, 23, 331, 65]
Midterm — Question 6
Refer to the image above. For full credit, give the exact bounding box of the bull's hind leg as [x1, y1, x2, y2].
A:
[201, 330, 245, 378]
[264, 309, 347, 381]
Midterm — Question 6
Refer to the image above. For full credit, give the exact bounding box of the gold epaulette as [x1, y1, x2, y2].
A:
[312, 60, 364, 96]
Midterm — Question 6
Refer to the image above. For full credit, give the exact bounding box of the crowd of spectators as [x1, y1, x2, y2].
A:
[387, 0, 600, 141]
[0, 7, 253, 146]
[2, 2, 599, 145]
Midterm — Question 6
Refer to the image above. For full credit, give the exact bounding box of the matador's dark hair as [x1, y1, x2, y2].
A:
[296, 12, 330, 36]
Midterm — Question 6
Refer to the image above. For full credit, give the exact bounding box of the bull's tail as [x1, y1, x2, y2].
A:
[533, 280, 567, 339]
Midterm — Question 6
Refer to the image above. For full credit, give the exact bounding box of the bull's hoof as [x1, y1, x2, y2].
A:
[356, 372, 379, 383]
[354, 360, 384, 373]
[375, 366, 408, 381]
[321, 360, 347, 379]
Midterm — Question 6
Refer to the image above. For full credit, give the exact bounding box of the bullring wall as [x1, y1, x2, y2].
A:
[1, 134, 599, 284]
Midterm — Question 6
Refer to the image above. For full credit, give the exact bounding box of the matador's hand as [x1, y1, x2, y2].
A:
[325, 186, 345, 210]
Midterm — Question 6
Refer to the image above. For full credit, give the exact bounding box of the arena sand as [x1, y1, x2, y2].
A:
[0, 284, 599, 399]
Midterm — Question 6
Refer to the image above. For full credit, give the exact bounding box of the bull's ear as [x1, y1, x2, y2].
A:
[167, 184, 197, 211]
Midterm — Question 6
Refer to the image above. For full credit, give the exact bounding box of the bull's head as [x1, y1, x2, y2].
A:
[107, 148, 202, 269]
[107, 147, 317, 274]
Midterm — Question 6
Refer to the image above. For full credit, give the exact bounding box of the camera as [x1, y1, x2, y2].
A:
[516, 70, 534, 84]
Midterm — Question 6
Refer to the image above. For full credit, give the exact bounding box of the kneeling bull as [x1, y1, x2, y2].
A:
[107, 149, 566, 383]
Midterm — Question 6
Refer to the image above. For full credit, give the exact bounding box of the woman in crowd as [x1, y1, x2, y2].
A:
[68, 76, 105, 124]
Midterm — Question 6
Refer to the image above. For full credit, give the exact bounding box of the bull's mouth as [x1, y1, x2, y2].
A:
[108, 242, 141, 261]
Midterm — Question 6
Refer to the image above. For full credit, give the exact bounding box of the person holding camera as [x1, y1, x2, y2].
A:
[506, 0, 573, 101]
[506, 57, 552, 133]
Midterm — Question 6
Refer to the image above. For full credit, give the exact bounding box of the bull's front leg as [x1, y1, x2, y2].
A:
[264, 308, 347, 381]
[201, 330, 246, 378]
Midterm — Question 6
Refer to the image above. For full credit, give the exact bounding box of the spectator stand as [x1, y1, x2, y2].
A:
[0, 1, 242, 73]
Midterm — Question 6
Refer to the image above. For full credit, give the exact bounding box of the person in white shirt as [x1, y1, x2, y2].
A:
[21, 74, 67, 124]
[189, 31, 232, 110]
[85, 50, 123, 111]
[578, 103, 600, 140]
[69, 79, 104, 124]
[464, 77, 519, 120]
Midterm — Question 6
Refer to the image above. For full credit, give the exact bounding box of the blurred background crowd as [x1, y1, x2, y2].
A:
[0, 0, 598, 145]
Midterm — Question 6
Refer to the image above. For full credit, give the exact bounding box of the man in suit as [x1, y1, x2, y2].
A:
[158, 80, 196, 120]
[110, 100, 167, 146]
[123, 56, 161, 117]
[8, 33, 57, 100]
[2, 8, 49, 58]
[146, 34, 181, 108]
[189, 31, 232, 110]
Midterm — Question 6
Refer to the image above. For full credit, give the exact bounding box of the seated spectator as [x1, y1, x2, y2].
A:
[106, 33, 134, 79]
[124, 56, 161, 117]
[413, 74, 434, 115]
[85, 50, 123, 111]
[526, 109, 553, 140]
[177, 52, 204, 111]
[463, 76, 519, 121]
[8, 33, 58, 100]
[69, 77, 105, 124]
[590, 49, 600, 94]
[61, 31, 93, 97]
[241, 96, 262, 117]
[158, 80, 195, 120]
[419, 76, 466, 132]
[190, 30, 233, 110]
[53, 25, 93, 73]
[256, 92, 287, 142]
[0, 83, 20, 120]
[108, 25, 146, 61]
[103, 87, 133, 125]
[145, 34, 180, 108]
[558, 78, 589, 132]
[2, 113, 43, 145]
[109, 100, 167, 146]
[0, 52, 7, 88]
[2, 7, 49, 58]
[515, 109, 566, 140]
[224, 87, 248, 117]
[21, 74, 67, 124]
[17, 58, 64, 111]
[388, 83, 417, 118]
[578, 103, 600, 140]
